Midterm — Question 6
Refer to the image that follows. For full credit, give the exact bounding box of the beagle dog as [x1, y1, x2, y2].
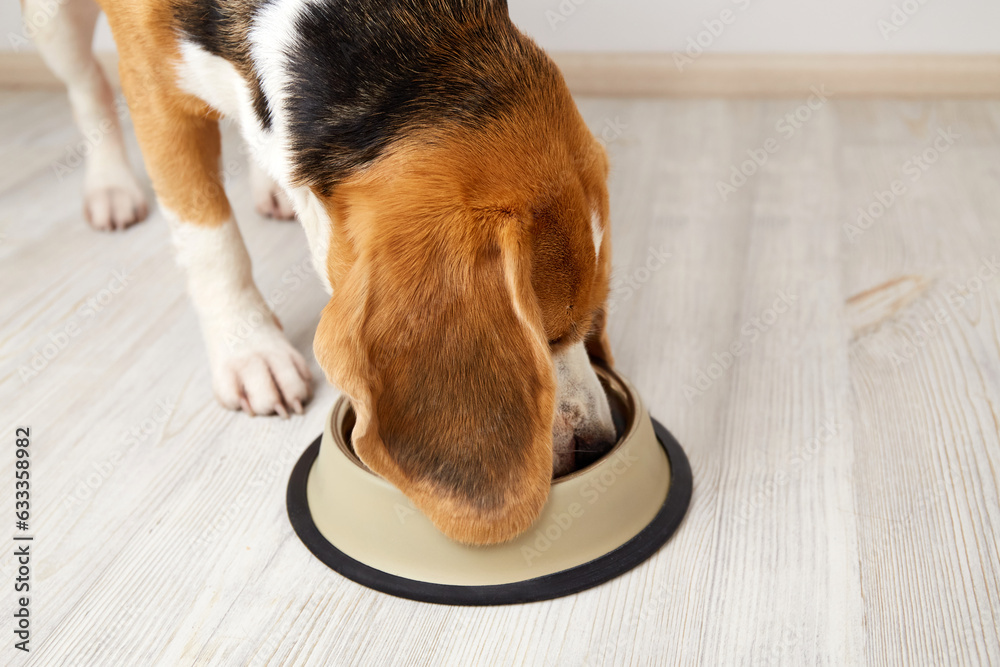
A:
[28, 0, 617, 545]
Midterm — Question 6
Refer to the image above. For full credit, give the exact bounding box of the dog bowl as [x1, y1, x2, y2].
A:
[287, 366, 691, 605]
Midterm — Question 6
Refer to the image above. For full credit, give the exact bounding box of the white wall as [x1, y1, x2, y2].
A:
[509, 0, 1000, 53]
[3, 0, 999, 54]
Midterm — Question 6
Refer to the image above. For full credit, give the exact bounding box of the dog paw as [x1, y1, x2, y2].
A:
[84, 184, 149, 231]
[211, 327, 313, 417]
[254, 185, 295, 221]
[251, 164, 296, 220]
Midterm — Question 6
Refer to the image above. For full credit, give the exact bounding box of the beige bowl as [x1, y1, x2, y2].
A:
[287, 366, 691, 605]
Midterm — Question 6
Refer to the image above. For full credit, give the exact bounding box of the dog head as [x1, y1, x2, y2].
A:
[311, 21, 615, 546]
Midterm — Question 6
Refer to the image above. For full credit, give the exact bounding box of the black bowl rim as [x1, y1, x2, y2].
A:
[285, 417, 692, 606]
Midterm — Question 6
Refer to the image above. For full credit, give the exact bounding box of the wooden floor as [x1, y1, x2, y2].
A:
[1, 90, 998, 666]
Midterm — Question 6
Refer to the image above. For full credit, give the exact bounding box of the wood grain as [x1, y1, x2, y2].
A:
[0, 91, 998, 666]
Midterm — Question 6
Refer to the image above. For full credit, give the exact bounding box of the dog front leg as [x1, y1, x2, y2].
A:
[169, 215, 313, 416]
[122, 83, 312, 416]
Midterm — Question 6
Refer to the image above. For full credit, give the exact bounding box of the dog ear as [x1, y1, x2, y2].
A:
[585, 204, 614, 367]
[585, 306, 614, 367]
[314, 218, 556, 545]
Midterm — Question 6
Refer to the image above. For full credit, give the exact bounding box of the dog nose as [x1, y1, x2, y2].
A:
[551, 397, 618, 476]
[571, 423, 618, 469]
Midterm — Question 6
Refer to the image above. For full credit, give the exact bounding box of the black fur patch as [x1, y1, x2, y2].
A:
[172, 1, 556, 194]
[285, 0, 557, 195]
[172, 0, 274, 129]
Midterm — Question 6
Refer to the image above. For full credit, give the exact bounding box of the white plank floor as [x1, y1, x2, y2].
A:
[1, 90, 998, 666]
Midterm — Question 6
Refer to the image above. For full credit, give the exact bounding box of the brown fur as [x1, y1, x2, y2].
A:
[98, 0, 231, 226]
[97, 0, 613, 544]
[314, 78, 612, 544]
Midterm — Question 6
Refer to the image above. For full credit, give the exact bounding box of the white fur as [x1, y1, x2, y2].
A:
[503, 252, 545, 348]
[591, 208, 604, 262]
[553, 341, 614, 433]
[551, 340, 616, 474]
[248, 0, 336, 290]
[176, 32, 283, 184]
[500, 251, 613, 473]
[284, 186, 334, 291]
[27, 0, 148, 231]
[174, 39, 285, 192]
[168, 214, 263, 319]
[248, 0, 316, 186]
[176, 41, 247, 120]
[158, 2, 335, 414]
[167, 212, 313, 416]
[174, 12, 334, 292]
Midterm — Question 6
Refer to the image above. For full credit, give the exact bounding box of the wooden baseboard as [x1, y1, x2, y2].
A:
[2, 51, 998, 97]
[0, 51, 120, 89]
[552, 53, 1000, 97]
